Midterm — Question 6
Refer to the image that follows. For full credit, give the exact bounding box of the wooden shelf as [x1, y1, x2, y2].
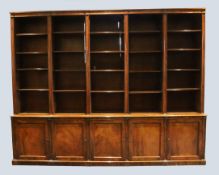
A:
[129, 50, 162, 54]
[54, 69, 85, 72]
[91, 90, 124, 93]
[53, 31, 84, 34]
[54, 90, 86, 92]
[168, 29, 201, 33]
[17, 68, 48, 71]
[53, 50, 84, 53]
[91, 51, 124, 54]
[17, 89, 49, 92]
[16, 51, 47, 55]
[168, 68, 200, 72]
[129, 30, 161, 34]
[167, 88, 200, 92]
[129, 90, 162, 94]
[168, 48, 201, 52]
[130, 70, 161, 73]
[91, 69, 124, 72]
[90, 31, 123, 35]
[16, 33, 47, 36]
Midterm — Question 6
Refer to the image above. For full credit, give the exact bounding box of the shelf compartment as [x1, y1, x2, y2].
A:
[91, 35, 124, 51]
[129, 93, 162, 112]
[18, 71, 48, 89]
[16, 54, 48, 69]
[168, 32, 201, 49]
[91, 90, 124, 93]
[167, 91, 200, 112]
[129, 30, 161, 34]
[129, 14, 162, 31]
[53, 52, 85, 70]
[168, 14, 202, 31]
[53, 31, 84, 35]
[55, 92, 86, 113]
[168, 71, 200, 89]
[18, 89, 49, 92]
[16, 36, 47, 52]
[91, 69, 124, 72]
[129, 72, 162, 91]
[91, 93, 124, 113]
[52, 16, 85, 32]
[129, 33, 162, 52]
[15, 17, 47, 33]
[90, 15, 123, 32]
[91, 53, 124, 70]
[54, 71, 85, 90]
[168, 51, 201, 69]
[53, 35, 84, 52]
[91, 72, 124, 91]
[19, 91, 49, 113]
[129, 52, 162, 71]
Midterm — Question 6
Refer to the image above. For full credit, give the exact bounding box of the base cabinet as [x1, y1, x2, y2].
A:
[12, 116, 206, 165]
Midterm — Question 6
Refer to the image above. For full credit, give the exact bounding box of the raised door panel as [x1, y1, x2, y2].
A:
[52, 119, 87, 160]
[90, 119, 125, 161]
[128, 118, 164, 160]
[167, 117, 205, 160]
[12, 118, 49, 160]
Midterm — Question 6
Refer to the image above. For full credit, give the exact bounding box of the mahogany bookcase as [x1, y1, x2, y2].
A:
[11, 8, 206, 166]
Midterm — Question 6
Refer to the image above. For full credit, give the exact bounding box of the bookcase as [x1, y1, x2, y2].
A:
[11, 9, 206, 166]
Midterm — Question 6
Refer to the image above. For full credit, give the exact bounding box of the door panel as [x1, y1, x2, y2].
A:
[167, 117, 205, 160]
[52, 119, 87, 160]
[128, 118, 164, 160]
[90, 119, 125, 161]
[12, 118, 49, 160]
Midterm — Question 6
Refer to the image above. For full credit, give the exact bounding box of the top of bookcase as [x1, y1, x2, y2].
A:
[10, 8, 205, 17]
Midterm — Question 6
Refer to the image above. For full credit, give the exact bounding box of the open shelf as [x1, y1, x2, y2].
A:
[129, 72, 162, 91]
[90, 15, 123, 32]
[91, 93, 124, 113]
[129, 93, 162, 112]
[91, 72, 124, 91]
[167, 91, 200, 112]
[18, 71, 48, 89]
[19, 91, 49, 113]
[55, 92, 86, 113]
[168, 71, 200, 89]
[54, 71, 85, 90]
[15, 17, 47, 34]
[52, 16, 85, 33]
[168, 14, 202, 31]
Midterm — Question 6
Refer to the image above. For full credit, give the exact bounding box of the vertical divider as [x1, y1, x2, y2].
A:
[200, 13, 205, 113]
[124, 14, 129, 113]
[48, 16, 55, 113]
[85, 15, 91, 113]
[11, 16, 20, 113]
[162, 14, 168, 113]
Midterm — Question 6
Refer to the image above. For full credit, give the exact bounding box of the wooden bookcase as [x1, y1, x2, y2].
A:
[11, 9, 206, 166]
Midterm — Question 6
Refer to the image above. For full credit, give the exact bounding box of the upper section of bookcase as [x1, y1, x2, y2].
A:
[10, 8, 205, 17]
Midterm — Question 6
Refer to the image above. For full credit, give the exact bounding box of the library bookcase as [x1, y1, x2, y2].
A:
[11, 9, 206, 166]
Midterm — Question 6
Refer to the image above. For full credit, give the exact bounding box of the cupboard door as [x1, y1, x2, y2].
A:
[12, 118, 49, 160]
[128, 118, 164, 160]
[90, 119, 125, 161]
[167, 117, 205, 160]
[52, 119, 87, 160]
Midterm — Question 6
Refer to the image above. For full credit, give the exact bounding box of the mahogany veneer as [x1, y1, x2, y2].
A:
[11, 9, 206, 166]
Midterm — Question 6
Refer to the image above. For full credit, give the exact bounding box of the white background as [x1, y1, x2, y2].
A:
[0, 0, 218, 174]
